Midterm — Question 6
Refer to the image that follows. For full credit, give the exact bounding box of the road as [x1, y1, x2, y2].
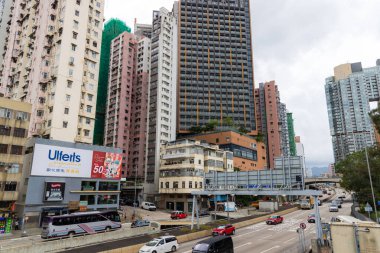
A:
[177, 189, 350, 253]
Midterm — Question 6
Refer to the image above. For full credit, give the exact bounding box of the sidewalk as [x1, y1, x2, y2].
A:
[0, 227, 41, 240]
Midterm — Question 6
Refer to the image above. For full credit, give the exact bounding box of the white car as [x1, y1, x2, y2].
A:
[141, 202, 157, 211]
[139, 236, 179, 253]
[329, 204, 339, 212]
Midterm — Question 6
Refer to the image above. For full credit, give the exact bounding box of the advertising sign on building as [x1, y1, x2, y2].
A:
[91, 151, 122, 179]
[31, 144, 122, 179]
[44, 182, 65, 201]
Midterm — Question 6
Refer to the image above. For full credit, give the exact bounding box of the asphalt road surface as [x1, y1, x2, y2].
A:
[177, 189, 350, 253]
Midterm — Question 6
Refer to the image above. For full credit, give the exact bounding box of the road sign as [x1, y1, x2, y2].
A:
[365, 202, 373, 212]
[300, 223, 306, 230]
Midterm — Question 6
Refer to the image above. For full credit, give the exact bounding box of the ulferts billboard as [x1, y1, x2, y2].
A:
[31, 144, 122, 179]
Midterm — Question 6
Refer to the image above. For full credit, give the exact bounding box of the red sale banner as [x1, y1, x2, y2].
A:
[91, 151, 122, 179]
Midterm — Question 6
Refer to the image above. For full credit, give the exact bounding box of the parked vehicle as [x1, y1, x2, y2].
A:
[139, 236, 179, 253]
[212, 224, 235, 236]
[329, 204, 339, 212]
[266, 215, 283, 225]
[131, 219, 150, 228]
[41, 211, 121, 239]
[171, 211, 187, 219]
[141, 202, 157, 211]
[192, 235, 234, 253]
[307, 213, 316, 223]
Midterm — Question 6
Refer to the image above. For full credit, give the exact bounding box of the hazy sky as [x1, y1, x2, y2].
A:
[104, 0, 380, 168]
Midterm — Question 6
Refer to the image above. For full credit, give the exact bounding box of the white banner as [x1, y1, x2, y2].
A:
[31, 144, 93, 178]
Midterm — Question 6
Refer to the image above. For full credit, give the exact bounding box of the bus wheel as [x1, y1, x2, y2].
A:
[68, 232, 75, 238]
[105, 226, 111, 232]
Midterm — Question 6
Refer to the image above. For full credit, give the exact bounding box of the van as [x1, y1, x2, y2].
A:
[141, 202, 157, 211]
[139, 236, 179, 253]
[192, 236, 233, 253]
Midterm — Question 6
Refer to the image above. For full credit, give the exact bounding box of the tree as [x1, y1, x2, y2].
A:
[255, 132, 264, 143]
[189, 126, 203, 134]
[335, 145, 380, 204]
[203, 119, 218, 132]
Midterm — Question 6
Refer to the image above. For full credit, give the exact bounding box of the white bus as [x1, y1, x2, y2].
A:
[41, 211, 121, 239]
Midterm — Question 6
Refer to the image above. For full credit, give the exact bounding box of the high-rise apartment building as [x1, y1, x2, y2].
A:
[0, 0, 13, 72]
[104, 32, 151, 183]
[177, 0, 256, 134]
[104, 32, 136, 177]
[0, 0, 104, 144]
[255, 81, 287, 168]
[145, 7, 178, 200]
[93, 19, 131, 145]
[134, 22, 152, 39]
[325, 60, 380, 162]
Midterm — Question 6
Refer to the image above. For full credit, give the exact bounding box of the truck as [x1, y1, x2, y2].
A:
[300, 198, 315, 210]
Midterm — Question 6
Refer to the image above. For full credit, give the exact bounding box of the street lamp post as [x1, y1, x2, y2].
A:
[364, 146, 379, 223]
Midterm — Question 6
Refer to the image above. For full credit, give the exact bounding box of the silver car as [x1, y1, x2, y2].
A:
[329, 204, 339, 212]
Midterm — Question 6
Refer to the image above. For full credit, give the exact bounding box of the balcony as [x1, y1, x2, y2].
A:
[0, 191, 19, 201]
[160, 163, 195, 170]
[159, 188, 193, 194]
[162, 152, 193, 160]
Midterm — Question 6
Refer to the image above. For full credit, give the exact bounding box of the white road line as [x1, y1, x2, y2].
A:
[259, 245, 280, 253]
[260, 235, 272, 240]
[235, 242, 252, 249]
[283, 237, 296, 243]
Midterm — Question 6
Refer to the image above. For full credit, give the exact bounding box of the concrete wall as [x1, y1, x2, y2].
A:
[259, 201, 279, 212]
[331, 222, 380, 253]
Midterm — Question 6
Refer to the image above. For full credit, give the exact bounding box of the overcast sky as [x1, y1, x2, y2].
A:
[104, 0, 380, 168]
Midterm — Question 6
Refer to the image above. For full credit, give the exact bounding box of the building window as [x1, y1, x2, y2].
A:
[86, 105, 92, 113]
[99, 182, 118, 191]
[71, 44, 77, 51]
[189, 181, 192, 189]
[86, 118, 91, 124]
[173, 181, 178, 189]
[198, 160, 201, 165]
[73, 32, 78, 39]
[0, 125, 11, 136]
[4, 182, 17, 191]
[195, 182, 198, 188]
[80, 195, 95, 205]
[0, 144, 8, 154]
[63, 121, 68, 128]
[165, 182, 169, 188]
[84, 130, 90, 136]
[10, 145, 23, 155]
[199, 182, 202, 188]
[64, 108, 69, 114]
[66, 95, 71, 101]
[13, 128, 26, 138]
[73, 20, 79, 29]
[0, 108, 12, 119]
[87, 94, 93, 101]
[67, 80, 73, 88]
[97, 195, 117, 204]
[160, 182, 163, 189]
[69, 69, 74, 76]
[182, 181, 185, 188]
[75, 10, 79, 16]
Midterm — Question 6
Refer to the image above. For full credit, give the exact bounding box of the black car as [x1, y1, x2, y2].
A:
[192, 236, 233, 253]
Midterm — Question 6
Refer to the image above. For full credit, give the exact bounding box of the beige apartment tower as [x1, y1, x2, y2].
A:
[0, 0, 105, 144]
[0, 98, 31, 214]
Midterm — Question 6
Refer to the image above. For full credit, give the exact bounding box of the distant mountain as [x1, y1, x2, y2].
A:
[310, 166, 328, 177]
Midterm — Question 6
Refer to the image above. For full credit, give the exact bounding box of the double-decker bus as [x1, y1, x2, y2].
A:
[41, 211, 121, 239]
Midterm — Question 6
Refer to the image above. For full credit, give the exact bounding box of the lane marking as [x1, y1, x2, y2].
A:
[283, 237, 296, 243]
[259, 245, 280, 253]
[235, 242, 252, 249]
[260, 235, 272, 240]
